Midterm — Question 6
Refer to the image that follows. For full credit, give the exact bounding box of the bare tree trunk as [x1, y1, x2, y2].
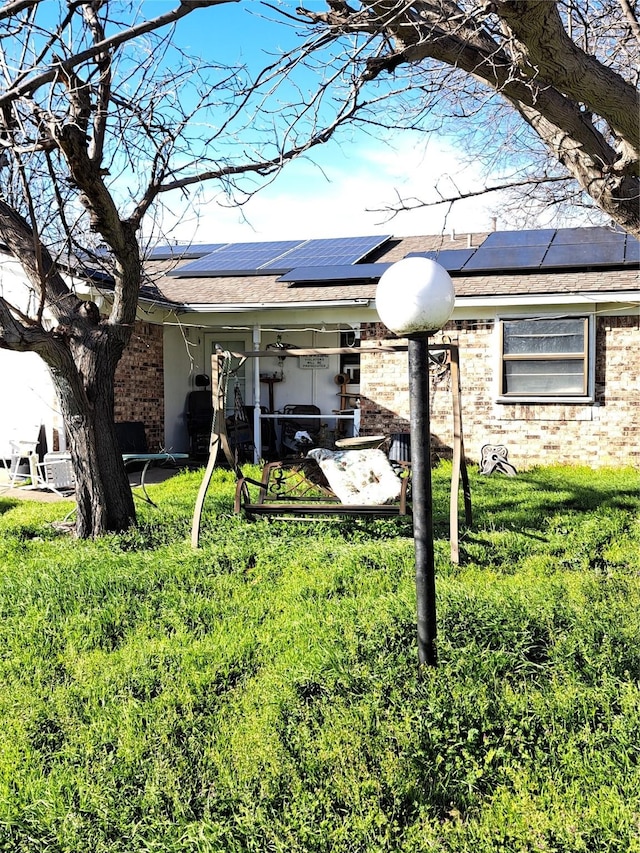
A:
[0, 198, 138, 537]
[48, 338, 136, 537]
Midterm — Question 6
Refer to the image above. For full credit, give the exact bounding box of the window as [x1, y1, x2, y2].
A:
[500, 317, 591, 399]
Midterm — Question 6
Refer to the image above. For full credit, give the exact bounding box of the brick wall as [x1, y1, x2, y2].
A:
[114, 320, 164, 451]
[359, 315, 640, 470]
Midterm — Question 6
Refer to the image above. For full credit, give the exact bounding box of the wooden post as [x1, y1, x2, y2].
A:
[447, 343, 472, 564]
[191, 351, 237, 548]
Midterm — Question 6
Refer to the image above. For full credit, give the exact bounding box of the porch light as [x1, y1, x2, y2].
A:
[375, 257, 455, 667]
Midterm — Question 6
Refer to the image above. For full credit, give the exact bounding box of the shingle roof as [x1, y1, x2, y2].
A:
[139, 229, 639, 308]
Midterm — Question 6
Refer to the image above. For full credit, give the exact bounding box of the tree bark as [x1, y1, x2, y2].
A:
[50, 345, 136, 538]
[0, 199, 136, 537]
[47, 333, 136, 538]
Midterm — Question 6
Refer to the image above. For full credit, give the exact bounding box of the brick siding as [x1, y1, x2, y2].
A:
[359, 315, 640, 470]
[114, 321, 164, 451]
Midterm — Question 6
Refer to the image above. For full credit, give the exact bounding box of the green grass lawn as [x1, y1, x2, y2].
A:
[0, 464, 639, 852]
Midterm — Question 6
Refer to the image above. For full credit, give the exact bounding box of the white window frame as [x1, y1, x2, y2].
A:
[496, 313, 595, 403]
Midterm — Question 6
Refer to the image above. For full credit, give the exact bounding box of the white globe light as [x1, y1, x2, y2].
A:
[375, 257, 455, 336]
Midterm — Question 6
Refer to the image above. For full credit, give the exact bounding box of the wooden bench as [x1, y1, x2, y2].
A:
[234, 458, 412, 519]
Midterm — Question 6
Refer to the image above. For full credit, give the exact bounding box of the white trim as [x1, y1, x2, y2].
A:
[495, 396, 594, 405]
[576, 292, 640, 303]
[137, 293, 640, 314]
[456, 292, 640, 309]
[141, 293, 639, 313]
[177, 299, 372, 312]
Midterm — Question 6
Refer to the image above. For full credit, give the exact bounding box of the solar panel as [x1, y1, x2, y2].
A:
[147, 243, 228, 260]
[83, 267, 115, 285]
[542, 240, 626, 268]
[168, 240, 303, 276]
[160, 229, 636, 280]
[624, 236, 640, 264]
[552, 227, 626, 245]
[404, 249, 476, 272]
[480, 229, 556, 248]
[279, 263, 391, 284]
[462, 245, 549, 271]
[262, 235, 391, 272]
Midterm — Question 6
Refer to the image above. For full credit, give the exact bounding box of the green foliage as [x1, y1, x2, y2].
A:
[0, 464, 639, 851]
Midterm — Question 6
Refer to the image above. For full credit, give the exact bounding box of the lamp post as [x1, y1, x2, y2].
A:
[376, 258, 455, 667]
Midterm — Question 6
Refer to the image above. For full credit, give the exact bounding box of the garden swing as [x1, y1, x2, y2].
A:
[193, 342, 473, 563]
[191, 348, 254, 547]
[231, 341, 472, 564]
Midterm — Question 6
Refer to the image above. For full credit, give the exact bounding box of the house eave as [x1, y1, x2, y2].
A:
[175, 299, 373, 312]
[454, 291, 640, 309]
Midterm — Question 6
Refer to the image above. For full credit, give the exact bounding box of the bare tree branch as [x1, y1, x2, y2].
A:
[618, 0, 640, 44]
[0, 0, 41, 21]
[294, 0, 640, 237]
[370, 173, 573, 220]
[0, 0, 235, 109]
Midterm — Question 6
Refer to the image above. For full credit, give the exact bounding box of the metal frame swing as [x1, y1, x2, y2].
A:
[191, 349, 251, 547]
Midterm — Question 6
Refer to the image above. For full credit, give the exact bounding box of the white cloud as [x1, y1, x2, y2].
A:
[152, 133, 503, 246]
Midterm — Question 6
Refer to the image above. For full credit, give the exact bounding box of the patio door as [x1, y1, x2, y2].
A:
[204, 335, 248, 415]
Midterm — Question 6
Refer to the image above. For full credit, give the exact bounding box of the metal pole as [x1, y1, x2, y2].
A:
[252, 324, 261, 464]
[408, 335, 438, 667]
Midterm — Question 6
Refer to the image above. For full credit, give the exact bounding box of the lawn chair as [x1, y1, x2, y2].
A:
[34, 452, 76, 496]
[0, 438, 39, 489]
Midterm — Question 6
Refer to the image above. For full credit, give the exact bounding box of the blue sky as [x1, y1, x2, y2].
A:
[138, 2, 551, 243]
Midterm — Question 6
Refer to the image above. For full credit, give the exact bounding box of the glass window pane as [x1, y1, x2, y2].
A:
[503, 359, 585, 394]
[503, 318, 585, 355]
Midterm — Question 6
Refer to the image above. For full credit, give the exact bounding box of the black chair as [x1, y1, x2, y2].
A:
[186, 375, 213, 459]
[279, 404, 322, 457]
[242, 405, 277, 460]
[115, 421, 148, 454]
[115, 421, 149, 473]
[224, 406, 279, 463]
[225, 411, 254, 462]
